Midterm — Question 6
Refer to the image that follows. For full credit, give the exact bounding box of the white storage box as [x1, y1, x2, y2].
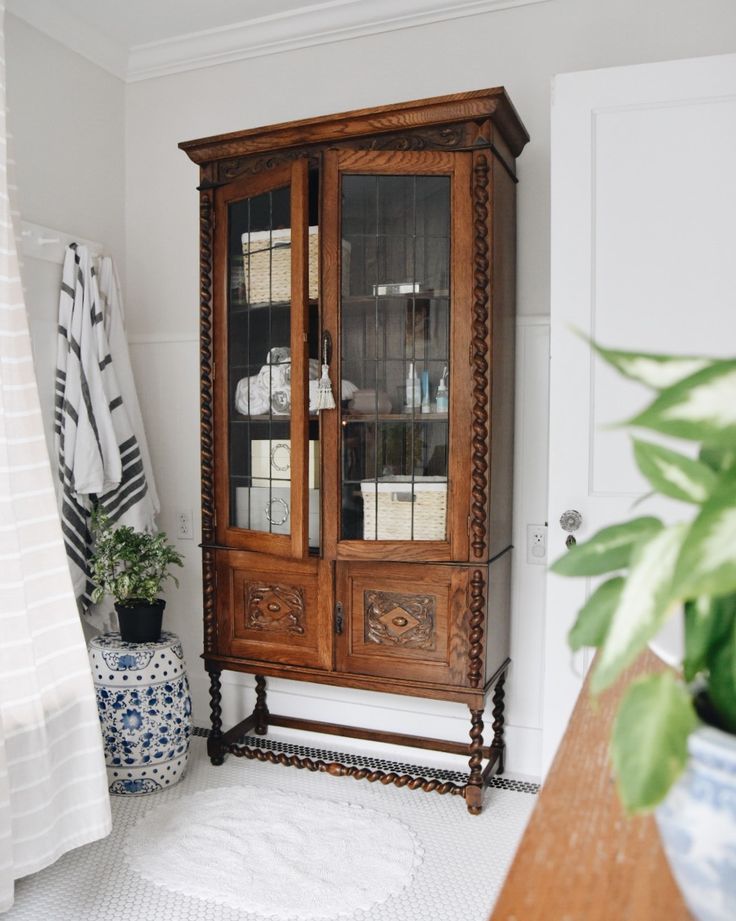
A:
[360, 476, 447, 541]
[235, 484, 319, 546]
[250, 439, 320, 488]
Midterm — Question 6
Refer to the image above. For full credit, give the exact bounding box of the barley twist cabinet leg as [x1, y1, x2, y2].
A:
[254, 674, 269, 736]
[491, 669, 507, 775]
[208, 667, 225, 766]
[466, 707, 485, 815]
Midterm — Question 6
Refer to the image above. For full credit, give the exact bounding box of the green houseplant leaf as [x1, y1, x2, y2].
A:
[592, 344, 712, 390]
[591, 523, 688, 693]
[629, 361, 736, 445]
[673, 468, 736, 601]
[89, 513, 184, 605]
[699, 444, 736, 473]
[683, 594, 736, 682]
[556, 345, 736, 815]
[612, 672, 698, 813]
[633, 439, 717, 504]
[551, 517, 662, 578]
[568, 577, 624, 651]
[704, 609, 736, 733]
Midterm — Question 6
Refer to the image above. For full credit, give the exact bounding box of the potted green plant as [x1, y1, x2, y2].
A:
[90, 513, 184, 643]
[551, 344, 736, 921]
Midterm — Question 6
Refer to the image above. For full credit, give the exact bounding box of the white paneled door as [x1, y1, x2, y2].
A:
[543, 52, 736, 774]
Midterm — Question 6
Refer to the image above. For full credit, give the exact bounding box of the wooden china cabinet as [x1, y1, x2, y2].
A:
[180, 88, 528, 814]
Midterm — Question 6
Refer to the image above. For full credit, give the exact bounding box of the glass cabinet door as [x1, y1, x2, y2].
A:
[338, 168, 453, 546]
[216, 160, 318, 557]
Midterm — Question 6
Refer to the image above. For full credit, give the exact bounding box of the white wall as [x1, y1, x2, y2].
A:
[6, 14, 126, 452]
[123, 0, 736, 778]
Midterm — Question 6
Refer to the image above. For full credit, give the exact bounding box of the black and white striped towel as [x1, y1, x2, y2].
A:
[55, 243, 157, 620]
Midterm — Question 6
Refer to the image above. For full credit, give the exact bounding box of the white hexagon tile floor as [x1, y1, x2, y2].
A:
[7, 735, 537, 921]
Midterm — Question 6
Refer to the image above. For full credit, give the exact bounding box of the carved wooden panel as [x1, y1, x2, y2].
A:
[246, 583, 306, 635]
[364, 590, 436, 649]
[335, 562, 473, 686]
[216, 550, 331, 669]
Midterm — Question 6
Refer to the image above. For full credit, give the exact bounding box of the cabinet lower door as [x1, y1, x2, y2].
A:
[216, 550, 332, 669]
[335, 561, 472, 686]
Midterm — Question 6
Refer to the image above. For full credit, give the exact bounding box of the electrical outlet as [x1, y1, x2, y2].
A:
[177, 509, 193, 540]
[527, 524, 547, 565]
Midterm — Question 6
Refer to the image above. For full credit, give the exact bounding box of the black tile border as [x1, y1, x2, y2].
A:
[191, 726, 539, 795]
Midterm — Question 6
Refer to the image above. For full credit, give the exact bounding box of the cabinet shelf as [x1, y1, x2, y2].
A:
[231, 414, 319, 422]
[342, 293, 449, 304]
[229, 298, 319, 314]
[342, 412, 448, 422]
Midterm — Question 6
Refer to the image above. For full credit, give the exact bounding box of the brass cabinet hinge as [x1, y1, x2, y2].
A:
[334, 601, 344, 635]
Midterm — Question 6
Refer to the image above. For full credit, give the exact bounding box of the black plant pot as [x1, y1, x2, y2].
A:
[115, 599, 165, 644]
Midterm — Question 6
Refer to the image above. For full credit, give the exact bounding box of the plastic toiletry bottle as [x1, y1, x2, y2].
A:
[436, 367, 449, 412]
[406, 361, 421, 410]
[421, 370, 431, 413]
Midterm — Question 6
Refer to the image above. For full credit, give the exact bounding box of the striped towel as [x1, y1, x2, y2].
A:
[55, 244, 156, 621]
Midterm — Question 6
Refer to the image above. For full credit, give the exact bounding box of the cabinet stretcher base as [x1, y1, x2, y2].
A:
[206, 658, 509, 815]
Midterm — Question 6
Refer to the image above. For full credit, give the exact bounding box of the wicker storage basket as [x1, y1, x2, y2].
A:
[242, 227, 350, 305]
[241, 227, 316, 305]
[360, 476, 447, 541]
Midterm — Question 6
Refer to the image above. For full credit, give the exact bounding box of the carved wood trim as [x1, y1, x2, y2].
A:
[218, 150, 317, 184]
[216, 126, 472, 184]
[364, 590, 435, 649]
[471, 151, 491, 559]
[245, 583, 306, 635]
[468, 568, 485, 688]
[354, 125, 467, 151]
[199, 175, 217, 654]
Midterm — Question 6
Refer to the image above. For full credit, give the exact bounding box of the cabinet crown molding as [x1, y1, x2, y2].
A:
[179, 87, 530, 163]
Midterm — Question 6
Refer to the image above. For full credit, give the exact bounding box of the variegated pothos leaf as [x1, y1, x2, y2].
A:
[551, 517, 662, 578]
[633, 439, 717, 504]
[674, 468, 736, 601]
[592, 524, 688, 693]
[630, 361, 736, 445]
[593, 344, 713, 390]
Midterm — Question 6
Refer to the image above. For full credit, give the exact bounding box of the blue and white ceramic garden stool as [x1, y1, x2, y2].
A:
[88, 631, 192, 795]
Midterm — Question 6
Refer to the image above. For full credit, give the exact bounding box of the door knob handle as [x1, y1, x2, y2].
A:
[559, 509, 582, 548]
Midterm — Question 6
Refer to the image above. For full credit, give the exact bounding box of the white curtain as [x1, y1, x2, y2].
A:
[0, 5, 111, 912]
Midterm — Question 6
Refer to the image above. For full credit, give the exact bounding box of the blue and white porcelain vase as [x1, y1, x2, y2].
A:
[655, 725, 736, 921]
[89, 631, 192, 795]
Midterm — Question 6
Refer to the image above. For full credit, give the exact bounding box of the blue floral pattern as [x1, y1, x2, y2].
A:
[89, 631, 192, 796]
[656, 726, 736, 921]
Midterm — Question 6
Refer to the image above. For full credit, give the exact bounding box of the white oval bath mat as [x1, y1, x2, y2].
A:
[125, 784, 424, 918]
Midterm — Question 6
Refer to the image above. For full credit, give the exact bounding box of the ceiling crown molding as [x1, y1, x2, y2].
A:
[128, 0, 552, 82]
[7, 0, 551, 83]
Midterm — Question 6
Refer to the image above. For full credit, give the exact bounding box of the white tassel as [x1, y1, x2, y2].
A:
[316, 363, 336, 410]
